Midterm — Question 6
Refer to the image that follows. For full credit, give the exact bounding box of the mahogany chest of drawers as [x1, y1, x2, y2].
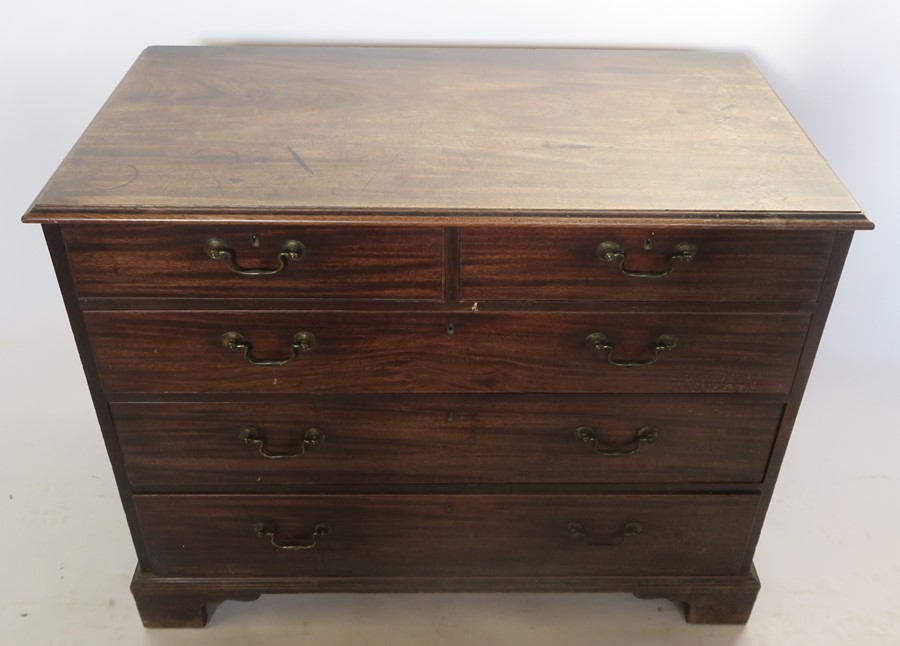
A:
[25, 46, 871, 627]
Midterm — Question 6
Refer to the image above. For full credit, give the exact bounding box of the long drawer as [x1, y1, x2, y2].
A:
[133, 493, 760, 577]
[62, 224, 445, 299]
[460, 228, 833, 302]
[112, 396, 783, 486]
[85, 311, 810, 394]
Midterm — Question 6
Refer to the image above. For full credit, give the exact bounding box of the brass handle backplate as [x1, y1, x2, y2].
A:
[239, 426, 324, 459]
[585, 332, 677, 368]
[575, 425, 658, 457]
[205, 237, 305, 276]
[222, 331, 317, 366]
[254, 521, 331, 550]
[568, 521, 642, 548]
[597, 241, 696, 279]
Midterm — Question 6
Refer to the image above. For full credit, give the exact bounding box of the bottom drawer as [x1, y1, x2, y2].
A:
[134, 494, 759, 577]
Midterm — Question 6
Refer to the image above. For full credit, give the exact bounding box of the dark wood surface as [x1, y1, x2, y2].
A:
[63, 224, 443, 299]
[133, 493, 759, 577]
[41, 225, 152, 567]
[111, 396, 783, 486]
[85, 310, 810, 394]
[25, 47, 869, 627]
[23, 47, 867, 222]
[461, 228, 834, 302]
[737, 230, 856, 570]
[130, 566, 761, 627]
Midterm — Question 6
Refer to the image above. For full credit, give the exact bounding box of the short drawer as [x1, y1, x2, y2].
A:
[113, 396, 782, 486]
[134, 493, 760, 577]
[86, 311, 810, 394]
[62, 224, 444, 299]
[460, 228, 834, 302]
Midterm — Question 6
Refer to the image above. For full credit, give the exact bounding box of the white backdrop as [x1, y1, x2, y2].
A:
[1, 1, 897, 642]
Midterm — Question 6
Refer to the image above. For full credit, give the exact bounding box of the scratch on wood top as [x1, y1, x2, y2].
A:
[286, 146, 314, 176]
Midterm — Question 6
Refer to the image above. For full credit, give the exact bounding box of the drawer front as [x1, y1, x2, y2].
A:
[86, 311, 809, 394]
[113, 396, 782, 486]
[134, 494, 760, 577]
[62, 224, 444, 299]
[460, 228, 834, 302]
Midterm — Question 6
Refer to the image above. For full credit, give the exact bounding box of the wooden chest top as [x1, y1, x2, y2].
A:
[25, 46, 868, 228]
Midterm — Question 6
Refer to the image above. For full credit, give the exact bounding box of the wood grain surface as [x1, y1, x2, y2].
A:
[26, 46, 869, 627]
[461, 228, 834, 302]
[25, 46, 866, 223]
[133, 493, 760, 577]
[62, 223, 443, 299]
[111, 396, 783, 486]
[84, 310, 810, 394]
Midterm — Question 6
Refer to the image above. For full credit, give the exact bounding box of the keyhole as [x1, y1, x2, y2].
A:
[250, 235, 261, 248]
[643, 236, 653, 250]
[446, 323, 456, 336]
